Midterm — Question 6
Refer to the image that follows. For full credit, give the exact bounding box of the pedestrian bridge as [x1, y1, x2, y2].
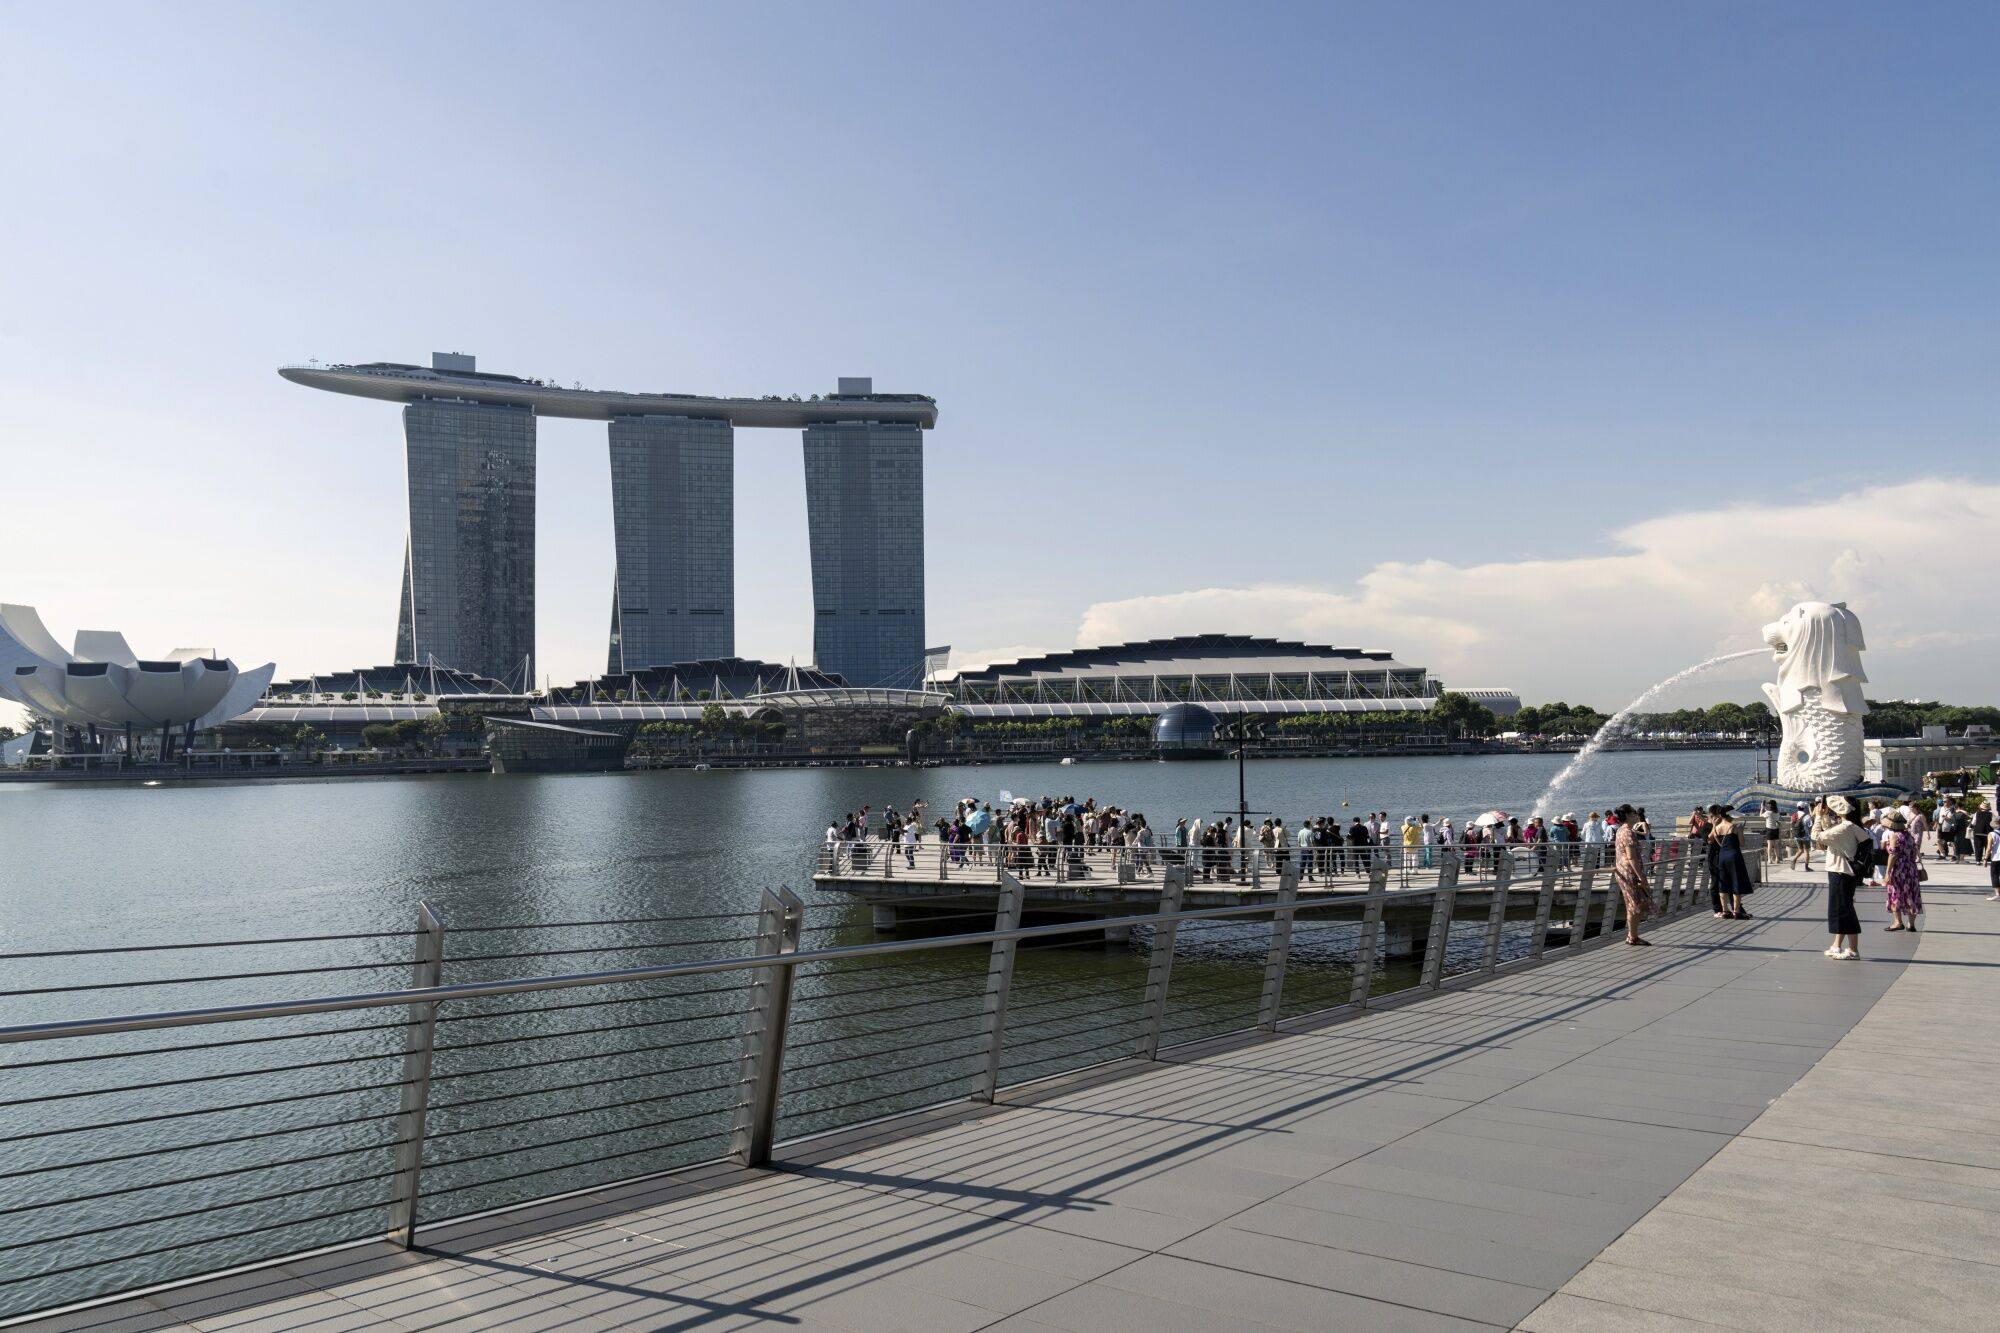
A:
[4, 851, 1993, 1330]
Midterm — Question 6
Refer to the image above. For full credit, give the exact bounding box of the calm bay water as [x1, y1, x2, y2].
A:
[0, 748, 1759, 953]
[0, 749, 1758, 1315]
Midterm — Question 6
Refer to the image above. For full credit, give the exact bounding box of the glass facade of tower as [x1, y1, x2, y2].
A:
[605, 415, 735, 673]
[802, 421, 925, 687]
[399, 398, 536, 686]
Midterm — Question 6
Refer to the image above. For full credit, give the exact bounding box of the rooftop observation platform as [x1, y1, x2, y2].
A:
[278, 362, 939, 429]
[20, 845, 1997, 1331]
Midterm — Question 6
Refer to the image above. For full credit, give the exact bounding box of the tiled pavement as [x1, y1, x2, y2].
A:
[24, 859, 1986, 1332]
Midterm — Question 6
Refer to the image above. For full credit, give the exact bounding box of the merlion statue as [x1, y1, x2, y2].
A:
[1760, 601, 1868, 791]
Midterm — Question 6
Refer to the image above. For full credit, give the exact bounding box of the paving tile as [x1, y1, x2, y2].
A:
[1520, 1291, 1737, 1331]
[1164, 1220, 1548, 1323]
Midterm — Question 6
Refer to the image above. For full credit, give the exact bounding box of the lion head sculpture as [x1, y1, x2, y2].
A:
[1761, 601, 1868, 716]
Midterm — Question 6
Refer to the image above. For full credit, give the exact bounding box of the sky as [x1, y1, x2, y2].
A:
[1, 1, 1994, 720]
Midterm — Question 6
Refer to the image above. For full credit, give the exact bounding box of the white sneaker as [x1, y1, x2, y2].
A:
[1840, 949, 1861, 960]
[1824, 945, 1843, 956]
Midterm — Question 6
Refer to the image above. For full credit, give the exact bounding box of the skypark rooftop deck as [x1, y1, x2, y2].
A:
[279, 363, 939, 428]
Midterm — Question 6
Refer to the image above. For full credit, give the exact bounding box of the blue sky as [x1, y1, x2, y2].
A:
[1, 2, 1993, 706]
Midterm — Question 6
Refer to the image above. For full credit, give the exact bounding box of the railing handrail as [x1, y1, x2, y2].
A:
[0, 836, 1720, 1047]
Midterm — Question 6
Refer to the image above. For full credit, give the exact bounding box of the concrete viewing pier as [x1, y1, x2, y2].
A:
[27, 851, 1998, 1332]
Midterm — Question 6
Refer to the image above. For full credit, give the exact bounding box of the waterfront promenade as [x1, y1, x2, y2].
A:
[23, 855, 1995, 1331]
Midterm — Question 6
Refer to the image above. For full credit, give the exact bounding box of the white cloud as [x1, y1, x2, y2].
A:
[1073, 478, 2000, 707]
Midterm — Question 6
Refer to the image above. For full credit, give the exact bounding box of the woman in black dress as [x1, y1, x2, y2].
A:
[1709, 804, 1753, 920]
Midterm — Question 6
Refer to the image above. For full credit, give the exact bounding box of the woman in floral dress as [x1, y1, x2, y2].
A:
[1613, 803, 1653, 946]
[1881, 812, 1924, 932]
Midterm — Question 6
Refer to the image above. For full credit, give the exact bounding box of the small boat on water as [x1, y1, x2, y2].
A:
[1059, 756, 1076, 766]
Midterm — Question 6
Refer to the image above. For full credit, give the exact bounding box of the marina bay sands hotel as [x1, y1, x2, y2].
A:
[280, 355, 936, 689]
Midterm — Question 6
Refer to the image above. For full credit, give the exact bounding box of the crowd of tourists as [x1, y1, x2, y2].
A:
[1781, 792, 2000, 960]
[823, 785, 1996, 959]
[821, 797, 1681, 882]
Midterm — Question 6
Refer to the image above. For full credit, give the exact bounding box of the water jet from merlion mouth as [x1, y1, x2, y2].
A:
[1530, 648, 1767, 820]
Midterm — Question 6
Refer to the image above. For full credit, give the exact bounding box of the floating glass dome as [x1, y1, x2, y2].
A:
[1153, 702, 1222, 758]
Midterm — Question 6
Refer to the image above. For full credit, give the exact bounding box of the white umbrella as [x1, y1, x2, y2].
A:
[1470, 810, 1510, 828]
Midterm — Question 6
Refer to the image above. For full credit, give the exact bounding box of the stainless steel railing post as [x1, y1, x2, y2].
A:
[1667, 840, 1689, 915]
[731, 886, 803, 1168]
[1420, 865, 1458, 990]
[1569, 845, 1599, 952]
[976, 870, 1027, 1101]
[387, 901, 443, 1249]
[1481, 847, 1510, 974]
[1530, 849, 1560, 957]
[1350, 866, 1388, 1007]
[1257, 868, 1299, 1032]
[1137, 866, 1187, 1060]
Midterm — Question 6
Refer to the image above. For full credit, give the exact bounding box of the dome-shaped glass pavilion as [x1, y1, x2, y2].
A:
[1152, 702, 1223, 759]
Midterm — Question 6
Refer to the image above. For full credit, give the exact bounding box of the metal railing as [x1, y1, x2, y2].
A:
[0, 836, 1739, 1320]
[814, 834, 1638, 890]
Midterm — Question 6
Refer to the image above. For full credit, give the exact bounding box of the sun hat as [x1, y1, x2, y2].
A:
[1827, 794, 1853, 816]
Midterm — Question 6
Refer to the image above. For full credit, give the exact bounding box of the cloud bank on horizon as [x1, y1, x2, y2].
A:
[954, 479, 2000, 707]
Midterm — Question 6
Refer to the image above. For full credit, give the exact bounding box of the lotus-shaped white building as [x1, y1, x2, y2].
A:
[0, 604, 274, 745]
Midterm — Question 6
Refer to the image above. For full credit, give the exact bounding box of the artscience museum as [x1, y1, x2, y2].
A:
[0, 603, 273, 758]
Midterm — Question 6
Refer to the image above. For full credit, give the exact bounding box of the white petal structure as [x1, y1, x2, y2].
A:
[0, 603, 274, 731]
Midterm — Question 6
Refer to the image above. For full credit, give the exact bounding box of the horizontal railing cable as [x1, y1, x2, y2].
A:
[0, 1165, 407, 1256]
[783, 990, 986, 1029]
[0, 1195, 401, 1290]
[789, 971, 978, 1006]
[432, 979, 750, 1025]
[428, 1014, 756, 1084]
[447, 911, 767, 932]
[433, 1006, 752, 1054]
[0, 1107, 408, 1184]
[0, 1136, 412, 1220]
[0, 930, 422, 961]
[3, 1075, 419, 1144]
[790, 1070, 983, 1123]
[0, 958, 419, 1000]
[0, 1017, 418, 1071]
[781, 1049, 985, 1099]
[426, 1072, 752, 1144]
[783, 1014, 990, 1065]
[0, 888, 1470, 1046]
[446, 934, 763, 964]
[420, 1113, 745, 1198]
[428, 1050, 754, 1114]
[0, 1045, 408, 1109]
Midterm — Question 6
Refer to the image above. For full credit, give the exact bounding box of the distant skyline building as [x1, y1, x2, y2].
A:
[606, 415, 734, 673]
[398, 397, 537, 686]
[804, 414, 926, 687]
[279, 356, 938, 684]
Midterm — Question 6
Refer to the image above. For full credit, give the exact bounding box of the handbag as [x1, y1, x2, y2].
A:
[1919, 864, 1929, 882]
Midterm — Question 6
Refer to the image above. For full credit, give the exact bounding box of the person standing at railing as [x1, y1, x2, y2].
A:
[1347, 814, 1371, 876]
[1580, 811, 1608, 868]
[1612, 803, 1654, 946]
[1547, 815, 1572, 870]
